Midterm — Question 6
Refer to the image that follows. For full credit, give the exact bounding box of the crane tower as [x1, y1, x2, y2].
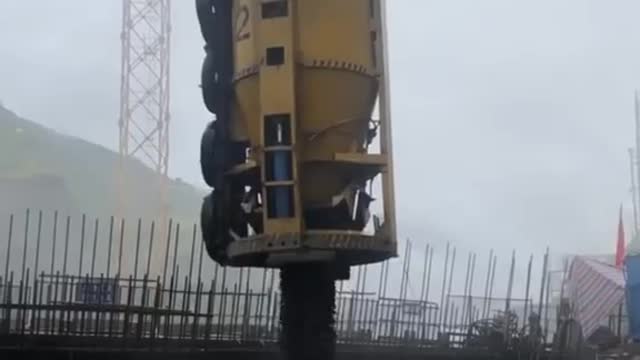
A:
[118, 0, 172, 274]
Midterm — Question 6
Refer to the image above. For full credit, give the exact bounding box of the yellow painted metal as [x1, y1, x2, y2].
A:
[257, 0, 302, 235]
[229, 0, 396, 250]
[373, 0, 398, 252]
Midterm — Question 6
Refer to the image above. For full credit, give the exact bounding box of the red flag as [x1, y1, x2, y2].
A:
[616, 205, 626, 268]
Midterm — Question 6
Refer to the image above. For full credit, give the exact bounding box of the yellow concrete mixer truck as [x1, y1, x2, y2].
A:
[196, 1, 397, 358]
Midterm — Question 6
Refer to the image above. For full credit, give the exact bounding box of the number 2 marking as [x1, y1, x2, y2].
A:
[236, 5, 250, 41]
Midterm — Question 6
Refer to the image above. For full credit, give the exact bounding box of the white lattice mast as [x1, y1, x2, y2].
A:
[630, 148, 639, 238]
[118, 0, 172, 276]
[633, 91, 640, 239]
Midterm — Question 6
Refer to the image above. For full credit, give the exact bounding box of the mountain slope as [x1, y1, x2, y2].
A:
[0, 105, 205, 223]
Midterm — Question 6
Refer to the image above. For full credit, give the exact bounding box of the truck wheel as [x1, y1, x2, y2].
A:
[200, 191, 228, 264]
[195, 0, 216, 44]
[200, 121, 220, 188]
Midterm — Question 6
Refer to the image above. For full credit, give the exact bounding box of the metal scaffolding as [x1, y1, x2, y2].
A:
[117, 0, 172, 275]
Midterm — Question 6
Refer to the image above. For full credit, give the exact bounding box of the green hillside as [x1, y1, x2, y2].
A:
[0, 105, 205, 223]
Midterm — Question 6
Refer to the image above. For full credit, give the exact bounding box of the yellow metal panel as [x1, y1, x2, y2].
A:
[372, 0, 398, 253]
[256, 0, 302, 235]
[233, 0, 259, 72]
[296, 0, 374, 70]
[228, 0, 395, 253]
[297, 69, 378, 161]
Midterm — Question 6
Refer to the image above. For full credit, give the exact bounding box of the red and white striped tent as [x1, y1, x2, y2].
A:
[565, 256, 626, 339]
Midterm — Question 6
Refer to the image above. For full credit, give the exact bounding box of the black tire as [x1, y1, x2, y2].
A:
[200, 121, 221, 188]
[195, 0, 216, 44]
[200, 191, 217, 258]
[201, 50, 222, 114]
[200, 191, 228, 264]
[280, 264, 336, 360]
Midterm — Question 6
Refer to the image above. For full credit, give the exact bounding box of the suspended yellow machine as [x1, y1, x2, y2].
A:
[196, 0, 396, 358]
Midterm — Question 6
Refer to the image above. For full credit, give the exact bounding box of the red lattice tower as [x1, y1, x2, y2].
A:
[118, 0, 172, 274]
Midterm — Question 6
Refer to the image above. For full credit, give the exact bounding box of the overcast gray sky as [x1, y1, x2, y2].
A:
[0, 0, 637, 264]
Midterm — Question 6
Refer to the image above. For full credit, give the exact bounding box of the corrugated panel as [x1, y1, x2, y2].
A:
[626, 255, 640, 341]
[566, 256, 625, 339]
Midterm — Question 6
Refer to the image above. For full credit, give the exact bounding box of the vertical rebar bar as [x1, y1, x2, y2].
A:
[377, 261, 385, 299]
[204, 279, 215, 342]
[78, 214, 86, 278]
[171, 223, 180, 281]
[96, 273, 105, 337]
[19, 269, 29, 334]
[265, 269, 275, 339]
[188, 223, 197, 287]
[52, 271, 60, 335]
[419, 244, 429, 303]
[398, 245, 407, 303]
[359, 266, 369, 334]
[439, 242, 450, 329]
[485, 254, 497, 319]
[179, 275, 189, 339]
[106, 216, 114, 278]
[503, 250, 516, 345]
[20, 209, 30, 283]
[349, 267, 362, 337]
[338, 281, 346, 337]
[523, 254, 533, 330]
[481, 249, 494, 319]
[5, 272, 14, 332]
[443, 247, 457, 332]
[91, 218, 99, 278]
[402, 241, 413, 341]
[133, 218, 142, 280]
[36, 271, 44, 335]
[167, 266, 179, 338]
[398, 239, 413, 344]
[162, 219, 173, 288]
[532, 248, 550, 360]
[164, 274, 175, 339]
[426, 247, 434, 301]
[537, 248, 549, 325]
[123, 275, 134, 338]
[452, 304, 459, 338]
[543, 269, 552, 343]
[30, 273, 39, 335]
[192, 280, 203, 340]
[229, 282, 238, 339]
[117, 218, 125, 277]
[197, 230, 204, 283]
[144, 221, 155, 277]
[80, 273, 89, 334]
[216, 266, 228, 337]
[243, 269, 252, 339]
[258, 269, 268, 337]
[4, 214, 13, 284]
[382, 257, 390, 299]
[374, 261, 385, 338]
[423, 245, 434, 340]
[461, 252, 472, 329]
[465, 253, 477, 329]
[401, 240, 412, 300]
[49, 212, 58, 276]
[34, 211, 43, 279]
